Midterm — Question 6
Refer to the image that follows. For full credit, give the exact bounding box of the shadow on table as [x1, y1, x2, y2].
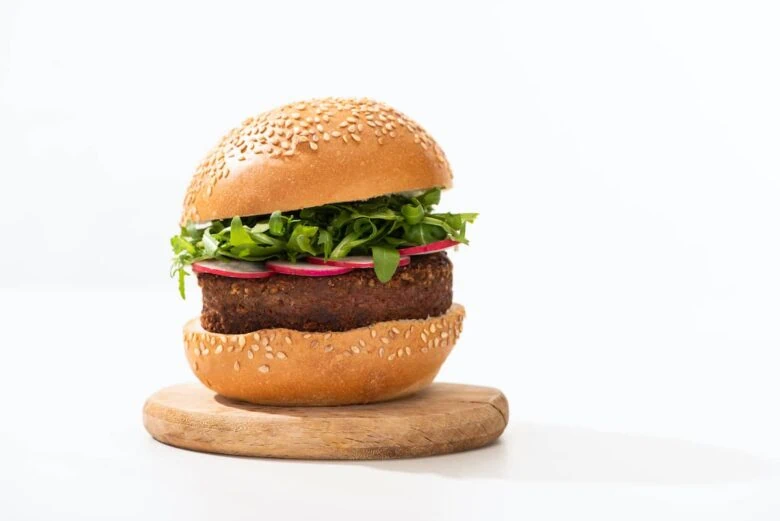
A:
[352, 422, 780, 485]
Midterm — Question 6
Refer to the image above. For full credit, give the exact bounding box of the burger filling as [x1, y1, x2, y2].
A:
[170, 188, 475, 298]
[198, 253, 452, 334]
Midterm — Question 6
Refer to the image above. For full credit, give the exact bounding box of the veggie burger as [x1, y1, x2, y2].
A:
[171, 98, 475, 405]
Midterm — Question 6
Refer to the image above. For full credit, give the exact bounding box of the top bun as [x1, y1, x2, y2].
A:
[181, 98, 452, 224]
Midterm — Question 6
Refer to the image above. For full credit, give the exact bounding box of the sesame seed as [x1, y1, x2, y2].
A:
[284, 336, 292, 345]
[351, 134, 361, 142]
[233, 361, 240, 371]
[380, 337, 390, 344]
[388, 354, 396, 361]
[325, 333, 332, 340]
[227, 345, 234, 353]
[202, 348, 209, 355]
[397, 348, 404, 358]
[276, 352, 287, 360]
[265, 353, 273, 359]
[193, 347, 200, 356]
[405, 346, 412, 355]
[303, 333, 312, 339]
[324, 345, 334, 352]
[310, 340, 319, 349]
[370, 329, 377, 338]
[351, 346, 360, 354]
[359, 339, 366, 347]
[259, 364, 270, 373]
[251, 344, 260, 352]
[309, 142, 318, 150]
[247, 350, 254, 359]
[238, 337, 246, 348]
[379, 348, 385, 358]
[421, 332, 428, 342]
[193, 362, 199, 371]
[262, 337, 269, 346]
[265, 345, 273, 353]
[215, 345, 223, 354]
[421, 347, 429, 353]
[434, 338, 440, 348]
[429, 325, 437, 334]
[405, 328, 412, 339]
[391, 327, 400, 335]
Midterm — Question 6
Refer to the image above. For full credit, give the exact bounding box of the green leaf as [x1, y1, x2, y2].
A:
[251, 222, 270, 234]
[269, 211, 285, 236]
[371, 246, 400, 283]
[401, 202, 425, 224]
[403, 223, 446, 244]
[420, 188, 441, 208]
[177, 268, 187, 299]
[287, 224, 319, 255]
[171, 236, 195, 255]
[318, 229, 333, 258]
[202, 229, 219, 256]
[229, 216, 254, 246]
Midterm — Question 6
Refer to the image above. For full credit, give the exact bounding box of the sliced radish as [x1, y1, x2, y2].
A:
[192, 259, 275, 279]
[399, 239, 460, 256]
[265, 260, 354, 277]
[306, 255, 411, 269]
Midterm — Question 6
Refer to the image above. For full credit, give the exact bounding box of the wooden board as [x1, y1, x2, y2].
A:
[143, 382, 509, 460]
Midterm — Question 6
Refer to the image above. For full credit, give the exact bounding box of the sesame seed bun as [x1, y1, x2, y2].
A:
[183, 304, 465, 406]
[181, 97, 452, 225]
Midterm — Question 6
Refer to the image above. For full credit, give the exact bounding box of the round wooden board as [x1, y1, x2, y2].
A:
[143, 382, 509, 460]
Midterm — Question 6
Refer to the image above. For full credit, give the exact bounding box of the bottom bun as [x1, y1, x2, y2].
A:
[183, 304, 465, 406]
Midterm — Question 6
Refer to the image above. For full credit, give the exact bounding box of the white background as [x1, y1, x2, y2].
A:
[1, 0, 779, 519]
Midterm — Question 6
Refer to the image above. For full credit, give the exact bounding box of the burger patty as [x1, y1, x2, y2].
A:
[197, 253, 453, 334]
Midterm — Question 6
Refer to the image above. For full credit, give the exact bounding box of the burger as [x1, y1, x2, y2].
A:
[170, 98, 476, 406]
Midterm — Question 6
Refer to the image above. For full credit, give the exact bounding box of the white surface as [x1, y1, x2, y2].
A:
[2, 1, 780, 519]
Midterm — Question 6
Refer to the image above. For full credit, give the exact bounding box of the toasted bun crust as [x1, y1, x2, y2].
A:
[181, 98, 452, 225]
[183, 304, 465, 406]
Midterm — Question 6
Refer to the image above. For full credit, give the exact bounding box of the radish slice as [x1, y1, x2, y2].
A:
[399, 239, 460, 256]
[306, 255, 411, 269]
[192, 260, 275, 279]
[265, 260, 353, 277]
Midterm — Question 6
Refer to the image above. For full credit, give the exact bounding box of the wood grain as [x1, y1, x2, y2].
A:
[143, 382, 509, 459]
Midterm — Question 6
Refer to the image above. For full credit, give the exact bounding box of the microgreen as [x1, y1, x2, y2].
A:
[170, 188, 476, 298]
